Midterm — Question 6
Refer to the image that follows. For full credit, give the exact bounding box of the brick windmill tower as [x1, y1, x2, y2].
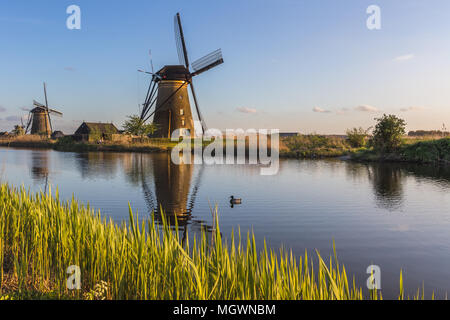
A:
[138, 13, 224, 138]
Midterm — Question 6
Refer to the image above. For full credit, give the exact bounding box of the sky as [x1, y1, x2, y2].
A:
[0, 0, 450, 134]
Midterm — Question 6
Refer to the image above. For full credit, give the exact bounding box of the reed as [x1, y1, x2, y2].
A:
[0, 183, 416, 300]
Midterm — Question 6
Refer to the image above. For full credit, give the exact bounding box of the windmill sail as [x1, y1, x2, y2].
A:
[48, 108, 63, 116]
[189, 79, 207, 135]
[174, 13, 190, 68]
[191, 49, 224, 76]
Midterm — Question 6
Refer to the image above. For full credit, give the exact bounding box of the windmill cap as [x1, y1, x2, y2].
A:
[157, 65, 191, 80]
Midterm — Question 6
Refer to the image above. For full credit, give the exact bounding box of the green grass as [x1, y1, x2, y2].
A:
[351, 138, 450, 164]
[281, 135, 354, 158]
[0, 183, 426, 300]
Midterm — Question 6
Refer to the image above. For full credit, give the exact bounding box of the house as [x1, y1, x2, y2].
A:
[74, 122, 120, 142]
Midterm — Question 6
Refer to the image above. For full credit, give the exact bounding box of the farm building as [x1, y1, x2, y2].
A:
[74, 122, 120, 142]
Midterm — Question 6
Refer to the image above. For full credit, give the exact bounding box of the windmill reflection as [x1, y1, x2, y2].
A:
[30, 150, 50, 190]
[126, 153, 211, 233]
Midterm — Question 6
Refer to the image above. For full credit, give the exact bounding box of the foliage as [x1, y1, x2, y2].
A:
[0, 183, 423, 300]
[11, 125, 25, 136]
[402, 138, 450, 163]
[122, 115, 158, 137]
[282, 134, 352, 158]
[371, 114, 406, 153]
[346, 127, 370, 148]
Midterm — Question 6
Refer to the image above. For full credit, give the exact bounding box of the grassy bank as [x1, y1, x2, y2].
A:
[280, 135, 354, 158]
[0, 134, 353, 159]
[0, 135, 55, 149]
[352, 137, 450, 164]
[0, 183, 419, 300]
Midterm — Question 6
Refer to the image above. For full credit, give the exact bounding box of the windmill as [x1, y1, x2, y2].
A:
[138, 12, 224, 138]
[25, 82, 63, 137]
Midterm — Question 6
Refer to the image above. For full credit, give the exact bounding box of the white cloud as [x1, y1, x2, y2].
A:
[355, 105, 379, 112]
[236, 107, 257, 114]
[313, 107, 331, 113]
[394, 54, 415, 62]
[400, 106, 423, 112]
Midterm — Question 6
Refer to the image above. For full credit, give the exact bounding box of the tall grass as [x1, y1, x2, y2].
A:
[282, 134, 352, 158]
[0, 183, 415, 300]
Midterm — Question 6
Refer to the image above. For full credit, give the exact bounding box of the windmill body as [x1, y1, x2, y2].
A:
[30, 106, 52, 137]
[152, 66, 195, 137]
[25, 83, 63, 137]
[139, 13, 224, 138]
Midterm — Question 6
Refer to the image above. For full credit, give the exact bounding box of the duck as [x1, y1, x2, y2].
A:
[230, 196, 242, 206]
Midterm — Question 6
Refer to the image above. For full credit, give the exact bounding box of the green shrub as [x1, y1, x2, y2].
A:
[346, 127, 369, 148]
[402, 138, 450, 163]
[372, 114, 406, 153]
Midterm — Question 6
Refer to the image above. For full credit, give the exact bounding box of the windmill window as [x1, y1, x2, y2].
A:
[180, 109, 184, 115]
[181, 119, 185, 126]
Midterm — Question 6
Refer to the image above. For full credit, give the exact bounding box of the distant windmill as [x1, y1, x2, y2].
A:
[138, 12, 224, 138]
[25, 82, 63, 137]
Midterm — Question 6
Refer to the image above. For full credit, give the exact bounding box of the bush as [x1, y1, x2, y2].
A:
[11, 125, 25, 136]
[371, 114, 406, 153]
[346, 127, 369, 148]
[122, 115, 158, 136]
[402, 138, 450, 163]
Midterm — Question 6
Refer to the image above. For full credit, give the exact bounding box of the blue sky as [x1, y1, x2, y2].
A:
[1, 0, 449, 134]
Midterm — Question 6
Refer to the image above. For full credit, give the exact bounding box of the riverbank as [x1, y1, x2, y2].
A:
[0, 183, 417, 300]
[351, 137, 450, 164]
[0, 134, 352, 159]
[280, 134, 355, 158]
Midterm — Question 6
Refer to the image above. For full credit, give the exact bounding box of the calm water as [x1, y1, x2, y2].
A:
[1, 147, 450, 298]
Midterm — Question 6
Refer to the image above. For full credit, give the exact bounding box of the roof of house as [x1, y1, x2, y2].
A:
[75, 122, 119, 135]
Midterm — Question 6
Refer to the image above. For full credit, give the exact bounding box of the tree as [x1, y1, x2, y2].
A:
[11, 125, 25, 136]
[371, 114, 406, 153]
[346, 127, 370, 148]
[122, 115, 158, 136]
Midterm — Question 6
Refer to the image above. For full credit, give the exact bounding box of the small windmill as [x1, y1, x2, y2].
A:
[138, 12, 224, 138]
[25, 82, 63, 137]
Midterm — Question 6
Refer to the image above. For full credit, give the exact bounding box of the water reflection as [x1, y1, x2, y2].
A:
[344, 162, 450, 211]
[76, 152, 213, 231]
[368, 164, 404, 211]
[75, 152, 120, 179]
[30, 150, 49, 188]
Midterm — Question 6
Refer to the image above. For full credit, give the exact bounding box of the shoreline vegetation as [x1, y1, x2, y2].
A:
[352, 137, 450, 164]
[0, 183, 422, 300]
[1, 134, 449, 164]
